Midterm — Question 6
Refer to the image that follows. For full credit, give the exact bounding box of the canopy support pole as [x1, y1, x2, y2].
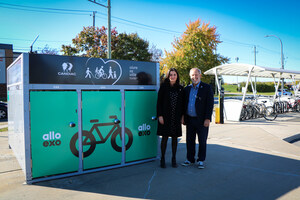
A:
[239, 66, 254, 120]
[214, 68, 221, 93]
[272, 73, 281, 103]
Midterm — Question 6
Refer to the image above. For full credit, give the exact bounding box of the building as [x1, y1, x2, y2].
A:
[0, 44, 21, 101]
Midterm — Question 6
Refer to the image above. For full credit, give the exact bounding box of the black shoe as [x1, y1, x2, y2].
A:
[172, 157, 177, 168]
[160, 158, 166, 168]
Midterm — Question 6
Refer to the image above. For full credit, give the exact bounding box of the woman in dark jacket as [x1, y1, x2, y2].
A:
[157, 68, 184, 168]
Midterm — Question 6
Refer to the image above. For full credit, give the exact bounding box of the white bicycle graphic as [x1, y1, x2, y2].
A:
[95, 71, 107, 79]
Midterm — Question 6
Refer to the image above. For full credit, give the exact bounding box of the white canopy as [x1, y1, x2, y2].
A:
[204, 63, 300, 80]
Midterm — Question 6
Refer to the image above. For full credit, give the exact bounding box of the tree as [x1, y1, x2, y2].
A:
[149, 44, 163, 62]
[61, 26, 118, 58]
[61, 26, 154, 62]
[112, 33, 152, 61]
[40, 45, 58, 55]
[160, 19, 229, 85]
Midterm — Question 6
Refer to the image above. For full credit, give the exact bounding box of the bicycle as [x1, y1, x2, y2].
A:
[240, 99, 277, 121]
[287, 97, 300, 112]
[95, 71, 108, 79]
[260, 100, 277, 121]
[70, 115, 133, 158]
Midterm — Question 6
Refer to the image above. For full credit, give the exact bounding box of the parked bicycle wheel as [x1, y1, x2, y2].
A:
[111, 127, 133, 152]
[252, 105, 260, 119]
[70, 130, 96, 157]
[264, 106, 277, 121]
[296, 103, 300, 112]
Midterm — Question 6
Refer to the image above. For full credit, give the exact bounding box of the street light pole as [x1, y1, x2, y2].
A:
[30, 35, 39, 53]
[265, 35, 284, 95]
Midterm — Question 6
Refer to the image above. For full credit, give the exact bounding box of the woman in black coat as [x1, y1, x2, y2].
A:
[157, 68, 184, 168]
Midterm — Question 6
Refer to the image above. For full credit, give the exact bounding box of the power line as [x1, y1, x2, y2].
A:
[0, 2, 92, 13]
[96, 16, 180, 35]
[0, 37, 69, 43]
[111, 15, 181, 34]
[0, 5, 90, 15]
[221, 38, 255, 47]
[1, 2, 300, 62]
[0, 2, 181, 35]
[257, 45, 280, 55]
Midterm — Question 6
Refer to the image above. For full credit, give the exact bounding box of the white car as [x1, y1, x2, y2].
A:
[277, 89, 292, 96]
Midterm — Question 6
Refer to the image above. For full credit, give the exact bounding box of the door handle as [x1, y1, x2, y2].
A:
[114, 119, 121, 124]
[69, 122, 76, 128]
[151, 116, 157, 121]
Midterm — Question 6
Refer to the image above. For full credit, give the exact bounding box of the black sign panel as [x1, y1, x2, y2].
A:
[29, 54, 157, 85]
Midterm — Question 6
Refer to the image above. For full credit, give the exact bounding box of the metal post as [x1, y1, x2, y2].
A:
[265, 35, 284, 95]
[88, 0, 111, 59]
[30, 35, 39, 53]
[254, 45, 257, 93]
[92, 11, 96, 27]
[107, 0, 111, 59]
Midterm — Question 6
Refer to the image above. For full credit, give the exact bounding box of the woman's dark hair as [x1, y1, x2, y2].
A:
[163, 68, 180, 86]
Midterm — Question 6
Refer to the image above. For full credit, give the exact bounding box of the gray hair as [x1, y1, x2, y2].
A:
[189, 68, 201, 75]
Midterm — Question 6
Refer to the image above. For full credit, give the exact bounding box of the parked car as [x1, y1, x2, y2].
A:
[277, 89, 292, 96]
[0, 102, 7, 119]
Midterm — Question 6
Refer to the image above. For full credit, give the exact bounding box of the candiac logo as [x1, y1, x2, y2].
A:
[138, 123, 151, 136]
[42, 131, 61, 147]
[58, 62, 76, 76]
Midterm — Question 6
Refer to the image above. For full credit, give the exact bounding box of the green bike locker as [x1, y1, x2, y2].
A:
[30, 91, 79, 178]
[80, 91, 122, 170]
[125, 91, 158, 162]
[7, 53, 159, 184]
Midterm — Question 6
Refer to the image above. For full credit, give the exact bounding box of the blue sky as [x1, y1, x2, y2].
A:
[1, 0, 299, 83]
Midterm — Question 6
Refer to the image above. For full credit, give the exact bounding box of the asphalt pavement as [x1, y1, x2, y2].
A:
[1, 112, 300, 200]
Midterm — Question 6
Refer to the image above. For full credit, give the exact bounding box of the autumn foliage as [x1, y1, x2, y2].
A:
[61, 26, 154, 62]
[160, 19, 229, 85]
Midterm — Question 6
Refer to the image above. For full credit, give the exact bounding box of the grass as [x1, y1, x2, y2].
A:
[0, 127, 8, 132]
[222, 84, 276, 96]
[223, 84, 238, 92]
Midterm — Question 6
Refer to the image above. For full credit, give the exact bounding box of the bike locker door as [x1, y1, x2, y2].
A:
[81, 91, 122, 170]
[30, 91, 79, 178]
[125, 91, 157, 162]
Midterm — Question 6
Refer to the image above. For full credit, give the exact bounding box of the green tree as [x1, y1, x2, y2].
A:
[112, 33, 152, 61]
[61, 26, 118, 58]
[160, 19, 229, 85]
[61, 26, 155, 62]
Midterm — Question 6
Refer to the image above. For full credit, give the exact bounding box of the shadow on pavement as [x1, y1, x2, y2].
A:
[33, 143, 300, 200]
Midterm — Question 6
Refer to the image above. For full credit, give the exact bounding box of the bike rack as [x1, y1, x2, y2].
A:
[204, 63, 300, 121]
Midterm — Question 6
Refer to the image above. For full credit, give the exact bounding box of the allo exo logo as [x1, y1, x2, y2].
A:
[43, 131, 61, 147]
[138, 123, 151, 136]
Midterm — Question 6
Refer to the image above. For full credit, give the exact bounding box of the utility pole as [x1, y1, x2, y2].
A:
[88, 0, 111, 59]
[107, 0, 111, 59]
[92, 11, 96, 27]
[253, 45, 257, 65]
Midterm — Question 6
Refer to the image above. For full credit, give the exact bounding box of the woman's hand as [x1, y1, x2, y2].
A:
[204, 119, 210, 127]
[159, 116, 164, 125]
[181, 115, 185, 125]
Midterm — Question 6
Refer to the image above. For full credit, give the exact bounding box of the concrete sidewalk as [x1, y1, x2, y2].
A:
[1, 113, 300, 200]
